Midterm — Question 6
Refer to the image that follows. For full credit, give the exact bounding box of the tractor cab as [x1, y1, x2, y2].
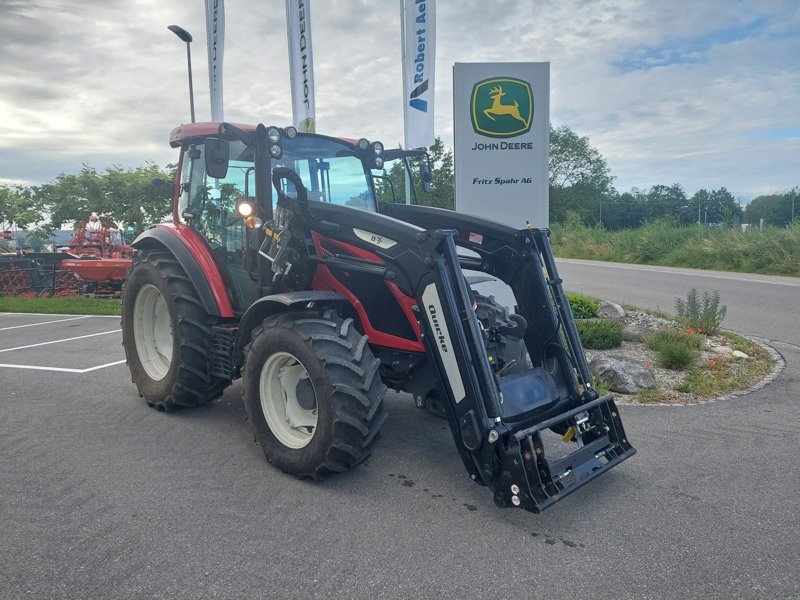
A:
[172, 122, 383, 221]
[168, 122, 386, 311]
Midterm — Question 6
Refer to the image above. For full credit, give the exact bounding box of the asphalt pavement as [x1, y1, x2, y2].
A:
[1, 282, 798, 600]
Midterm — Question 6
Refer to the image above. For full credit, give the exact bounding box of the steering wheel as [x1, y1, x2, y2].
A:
[271, 167, 308, 205]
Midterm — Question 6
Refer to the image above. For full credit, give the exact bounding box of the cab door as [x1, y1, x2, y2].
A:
[178, 141, 261, 312]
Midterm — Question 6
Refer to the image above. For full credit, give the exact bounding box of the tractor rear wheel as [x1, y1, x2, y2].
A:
[122, 250, 229, 411]
[243, 311, 387, 479]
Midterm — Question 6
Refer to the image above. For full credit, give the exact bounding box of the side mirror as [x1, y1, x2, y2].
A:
[420, 163, 433, 193]
[205, 137, 229, 179]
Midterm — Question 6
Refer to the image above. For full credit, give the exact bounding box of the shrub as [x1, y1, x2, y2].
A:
[645, 328, 703, 370]
[644, 328, 705, 351]
[568, 292, 601, 319]
[653, 342, 700, 370]
[576, 319, 623, 349]
[674, 288, 727, 335]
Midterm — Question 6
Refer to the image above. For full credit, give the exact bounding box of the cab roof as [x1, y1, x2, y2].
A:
[169, 122, 255, 148]
[169, 122, 359, 148]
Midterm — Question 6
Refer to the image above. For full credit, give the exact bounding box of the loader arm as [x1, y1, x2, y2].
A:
[296, 200, 635, 513]
[413, 228, 635, 512]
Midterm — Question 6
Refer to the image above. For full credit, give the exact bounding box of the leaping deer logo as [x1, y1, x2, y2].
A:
[483, 85, 527, 124]
[470, 77, 533, 138]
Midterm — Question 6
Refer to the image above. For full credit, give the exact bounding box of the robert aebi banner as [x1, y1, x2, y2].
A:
[401, 0, 435, 149]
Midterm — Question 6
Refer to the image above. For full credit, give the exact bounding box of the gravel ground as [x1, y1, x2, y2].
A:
[583, 311, 773, 404]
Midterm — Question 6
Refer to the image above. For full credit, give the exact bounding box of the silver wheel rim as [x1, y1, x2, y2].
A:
[260, 351, 318, 449]
[133, 284, 173, 381]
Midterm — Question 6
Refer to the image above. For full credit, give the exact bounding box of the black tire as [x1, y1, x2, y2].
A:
[121, 250, 230, 411]
[243, 310, 387, 479]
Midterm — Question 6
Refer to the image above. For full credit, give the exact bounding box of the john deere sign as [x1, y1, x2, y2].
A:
[471, 77, 533, 138]
[454, 63, 549, 228]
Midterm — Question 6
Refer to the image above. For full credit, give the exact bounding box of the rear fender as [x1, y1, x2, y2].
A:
[132, 224, 234, 318]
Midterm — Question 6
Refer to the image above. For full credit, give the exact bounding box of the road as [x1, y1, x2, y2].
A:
[0, 261, 798, 600]
[556, 258, 800, 346]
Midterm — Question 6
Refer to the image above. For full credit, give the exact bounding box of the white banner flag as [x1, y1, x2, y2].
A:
[401, 0, 435, 149]
[286, 0, 316, 133]
[205, 0, 225, 122]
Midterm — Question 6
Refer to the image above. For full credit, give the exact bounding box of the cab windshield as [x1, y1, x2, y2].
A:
[180, 134, 376, 222]
[279, 135, 377, 210]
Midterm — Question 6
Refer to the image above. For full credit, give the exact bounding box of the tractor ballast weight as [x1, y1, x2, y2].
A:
[122, 121, 634, 513]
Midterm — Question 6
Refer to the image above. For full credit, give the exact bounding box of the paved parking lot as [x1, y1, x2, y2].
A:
[1, 311, 798, 600]
[0, 314, 124, 373]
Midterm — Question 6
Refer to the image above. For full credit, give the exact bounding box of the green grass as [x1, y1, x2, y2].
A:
[550, 221, 800, 276]
[0, 295, 122, 316]
[645, 328, 705, 351]
[645, 328, 703, 371]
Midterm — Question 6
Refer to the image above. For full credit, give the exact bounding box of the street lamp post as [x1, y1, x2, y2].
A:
[168, 25, 196, 123]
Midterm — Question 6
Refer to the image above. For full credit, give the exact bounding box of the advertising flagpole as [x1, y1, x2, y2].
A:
[401, 0, 435, 149]
[286, 0, 316, 133]
[205, 0, 225, 122]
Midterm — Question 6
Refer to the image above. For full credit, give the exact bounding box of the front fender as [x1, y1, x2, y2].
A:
[234, 290, 349, 371]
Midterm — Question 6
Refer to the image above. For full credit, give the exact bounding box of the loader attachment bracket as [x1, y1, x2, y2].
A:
[496, 395, 635, 513]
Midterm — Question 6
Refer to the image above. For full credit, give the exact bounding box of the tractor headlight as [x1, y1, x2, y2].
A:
[369, 141, 384, 169]
[267, 127, 281, 144]
[270, 144, 283, 159]
[357, 138, 370, 151]
[284, 126, 298, 139]
[236, 198, 254, 217]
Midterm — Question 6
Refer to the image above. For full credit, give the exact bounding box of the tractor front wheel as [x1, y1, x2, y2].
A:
[243, 311, 387, 479]
[122, 250, 229, 411]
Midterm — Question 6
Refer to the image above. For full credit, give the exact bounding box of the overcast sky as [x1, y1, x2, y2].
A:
[1, 0, 798, 201]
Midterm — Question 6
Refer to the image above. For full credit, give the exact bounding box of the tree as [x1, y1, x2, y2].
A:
[644, 184, 688, 223]
[688, 187, 742, 227]
[708, 187, 742, 227]
[417, 137, 454, 209]
[36, 163, 174, 234]
[603, 189, 647, 229]
[0, 185, 46, 231]
[548, 124, 615, 225]
[744, 188, 798, 227]
[374, 137, 454, 209]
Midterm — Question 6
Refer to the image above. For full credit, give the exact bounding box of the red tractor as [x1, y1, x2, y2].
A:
[122, 121, 634, 513]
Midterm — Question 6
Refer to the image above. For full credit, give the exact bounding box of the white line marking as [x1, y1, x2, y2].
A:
[0, 330, 121, 353]
[0, 359, 127, 373]
[0, 315, 91, 331]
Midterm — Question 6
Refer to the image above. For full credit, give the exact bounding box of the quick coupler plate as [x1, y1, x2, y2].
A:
[496, 395, 635, 513]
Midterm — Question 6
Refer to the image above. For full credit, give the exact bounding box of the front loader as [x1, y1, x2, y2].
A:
[122, 121, 634, 513]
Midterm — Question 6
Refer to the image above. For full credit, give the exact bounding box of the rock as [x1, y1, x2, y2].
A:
[619, 312, 678, 342]
[708, 344, 733, 356]
[589, 355, 656, 394]
[596, 301, 626, 320]
[732, 350, 750, 359]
